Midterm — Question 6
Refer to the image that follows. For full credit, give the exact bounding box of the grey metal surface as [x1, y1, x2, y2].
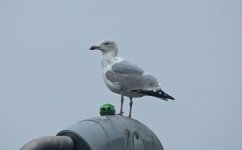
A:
[20, 136, 74, 150]
[57, 115, 164, 150]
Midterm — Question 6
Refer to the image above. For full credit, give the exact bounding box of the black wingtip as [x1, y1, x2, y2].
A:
[165, 93, 175, 100]
[132, 89, 175, 100]
[168, 95, 175, 100]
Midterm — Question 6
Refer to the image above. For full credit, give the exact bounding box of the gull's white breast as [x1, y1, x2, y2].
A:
[101, 57, 123, 95]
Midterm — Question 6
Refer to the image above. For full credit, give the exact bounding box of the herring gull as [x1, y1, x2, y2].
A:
[89, 39, 174, 117]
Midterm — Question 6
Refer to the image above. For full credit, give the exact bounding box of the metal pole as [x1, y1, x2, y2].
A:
[20, 136, 75, 150]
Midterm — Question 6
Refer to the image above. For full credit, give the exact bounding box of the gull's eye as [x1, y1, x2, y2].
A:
[103, 42, 111, 46]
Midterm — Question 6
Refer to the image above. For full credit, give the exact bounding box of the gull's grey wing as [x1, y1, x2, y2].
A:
[106, 70, 159, 91]
[105, 70, 175, 100]
[106, 60, 160, 91]
[111, 60, 144, 75]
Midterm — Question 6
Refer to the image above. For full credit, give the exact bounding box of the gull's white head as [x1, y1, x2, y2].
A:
[89, 39, 118, 56]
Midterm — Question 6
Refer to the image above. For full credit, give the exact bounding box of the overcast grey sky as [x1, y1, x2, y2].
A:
[1, 0, 242, 150]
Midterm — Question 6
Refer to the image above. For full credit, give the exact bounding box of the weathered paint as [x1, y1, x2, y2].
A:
[57, 115, 164, 150]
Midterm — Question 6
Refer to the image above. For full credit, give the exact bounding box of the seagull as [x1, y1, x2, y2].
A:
[89, 39, 174, 117]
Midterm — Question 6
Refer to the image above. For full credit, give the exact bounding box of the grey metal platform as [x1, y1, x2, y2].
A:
[57, 115, 164, 150]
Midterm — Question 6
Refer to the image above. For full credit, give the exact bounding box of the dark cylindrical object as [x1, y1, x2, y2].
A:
[20, 136, 75, 150]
